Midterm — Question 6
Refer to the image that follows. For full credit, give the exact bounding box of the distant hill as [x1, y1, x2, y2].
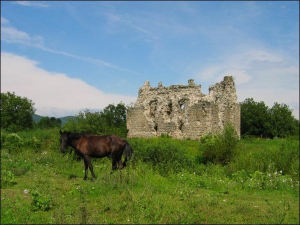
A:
[32, 114, 75, 125]
[32, 114, 44, 123]
[59, 116, 76, 125]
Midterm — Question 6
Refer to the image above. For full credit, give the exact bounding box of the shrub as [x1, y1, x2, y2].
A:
[198, 123, 239, 165]
[130, 138, 194, 176]
[2, 133, 24, 153]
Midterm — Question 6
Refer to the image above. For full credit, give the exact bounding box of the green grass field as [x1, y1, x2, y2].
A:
[1, 129, 299, 224]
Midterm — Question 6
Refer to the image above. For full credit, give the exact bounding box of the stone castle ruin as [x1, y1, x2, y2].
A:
[126, 76, 240, 140]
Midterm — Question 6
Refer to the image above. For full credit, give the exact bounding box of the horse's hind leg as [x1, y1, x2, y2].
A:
[117, 157, 124, 169]
[110, 157, 118, 174]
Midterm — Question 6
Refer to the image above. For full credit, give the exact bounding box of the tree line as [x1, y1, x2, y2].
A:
[241, 98, 299, 138]
[1, 92, 299, 138]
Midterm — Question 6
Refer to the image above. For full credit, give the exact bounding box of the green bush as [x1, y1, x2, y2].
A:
[198, 123, 239, 165]
[130, 137, 194, 176]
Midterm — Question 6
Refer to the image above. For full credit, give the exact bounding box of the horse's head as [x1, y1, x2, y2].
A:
[59, 130, 70, 153]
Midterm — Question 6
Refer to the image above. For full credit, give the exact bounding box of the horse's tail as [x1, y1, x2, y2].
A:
[123, 140, 133, 167]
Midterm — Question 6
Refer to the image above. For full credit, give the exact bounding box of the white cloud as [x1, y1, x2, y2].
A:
[1, 26, 31, 44]
[1, 17, 44, 47]
[13, 1, 49, 8]
[1, 18, 141, 75]
[1, 52, 137, 117]
[195, 48, 299, 119]
[1, 16, 9, 24]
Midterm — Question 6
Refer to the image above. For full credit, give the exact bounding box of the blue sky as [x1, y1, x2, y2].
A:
[1, 1, 299, 119]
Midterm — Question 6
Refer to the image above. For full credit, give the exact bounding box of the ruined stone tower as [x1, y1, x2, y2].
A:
[127, 76, 240, 140]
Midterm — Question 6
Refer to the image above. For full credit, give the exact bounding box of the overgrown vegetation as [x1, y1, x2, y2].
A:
[1, 92, 299, 223]
[197, 123, 239, 165]
[1, 128, 299, 224]
[62, 103, 128, 138]
[129, 137, 195, 176]
[36, 117, 61, 129]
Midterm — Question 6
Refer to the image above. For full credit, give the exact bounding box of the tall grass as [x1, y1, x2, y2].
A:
[226, 137, 299, 180]
[1, 128, 299, 224]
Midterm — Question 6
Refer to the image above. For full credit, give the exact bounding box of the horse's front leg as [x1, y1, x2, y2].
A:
[83, 158, 88, 180]
[83, 155, 96, 180]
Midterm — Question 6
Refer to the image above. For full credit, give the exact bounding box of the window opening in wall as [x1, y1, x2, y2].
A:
[179, 99, 187, 111]
[179, 120, 184, 132]
[154, 124, 158, 132]
[167, 101, 172, 115]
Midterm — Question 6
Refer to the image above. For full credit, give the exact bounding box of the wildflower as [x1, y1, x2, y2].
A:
[24, 189, 29, 194]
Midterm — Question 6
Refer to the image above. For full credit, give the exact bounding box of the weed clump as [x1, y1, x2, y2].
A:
[31, 191, 52, 211]
[197, 123, 239, 165]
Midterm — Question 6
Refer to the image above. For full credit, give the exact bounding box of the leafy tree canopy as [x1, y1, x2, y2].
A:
[62, 102, 128, 138]
[241, 98, 299, 138]
[1, 92, 36, 132]
[37, 117, 61, 129]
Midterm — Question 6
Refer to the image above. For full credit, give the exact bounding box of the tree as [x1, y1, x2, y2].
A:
[62, 102, 128, 138]
[269, 102, 299, 138]
[102, 103, 127, 128]
[241, 98, 299, 138]
[241, 98, 271, 138]
[37, 117, 61, 129]
[1, 92, 36, 132]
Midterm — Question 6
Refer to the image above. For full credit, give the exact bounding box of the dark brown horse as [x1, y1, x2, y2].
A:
[59, 130, 133, 180]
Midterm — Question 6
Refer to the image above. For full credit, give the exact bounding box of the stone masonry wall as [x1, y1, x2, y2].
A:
[127, 76, 240, 140]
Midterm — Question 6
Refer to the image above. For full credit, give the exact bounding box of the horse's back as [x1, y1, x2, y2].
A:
[79, 134, 126, 156]
[81, 134, 112, 157]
